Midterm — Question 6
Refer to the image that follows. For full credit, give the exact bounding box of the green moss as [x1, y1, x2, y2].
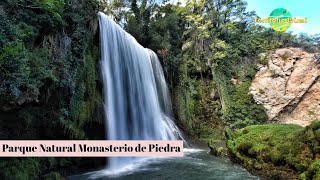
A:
[227, 120, 320, 179]
[302, 160, 320, 179]
[208, 141, 226, 156]
[212, 68, 232, 114]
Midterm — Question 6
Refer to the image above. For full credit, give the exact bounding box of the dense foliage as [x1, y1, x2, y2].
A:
[118, 0, 319, 136]
[0, 0, 105, 178]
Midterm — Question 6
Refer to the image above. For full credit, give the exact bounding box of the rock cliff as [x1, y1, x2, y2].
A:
[250, 48, 320, 126]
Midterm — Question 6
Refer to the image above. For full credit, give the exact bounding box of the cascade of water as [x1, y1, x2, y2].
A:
[98, 12, 183, 169]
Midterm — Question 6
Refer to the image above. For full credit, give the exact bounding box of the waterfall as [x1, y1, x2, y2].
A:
[98, 12, 182, 170]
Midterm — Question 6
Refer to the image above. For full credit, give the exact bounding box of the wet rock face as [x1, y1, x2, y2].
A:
[250, 48, 320, 126]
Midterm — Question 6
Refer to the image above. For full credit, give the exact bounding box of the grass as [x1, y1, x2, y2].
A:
[226, 120, 320, 179]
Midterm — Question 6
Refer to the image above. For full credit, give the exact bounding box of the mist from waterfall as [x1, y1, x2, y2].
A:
[98, 12, 181, 170]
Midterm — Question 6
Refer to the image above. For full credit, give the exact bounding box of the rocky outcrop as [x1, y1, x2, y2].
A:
[250, 48, 320, 126]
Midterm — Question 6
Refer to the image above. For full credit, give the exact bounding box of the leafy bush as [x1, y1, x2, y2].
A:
[223, 81, 267, 129]
[33, 0, 65, 22]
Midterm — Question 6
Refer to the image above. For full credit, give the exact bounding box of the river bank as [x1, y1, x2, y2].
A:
[226, 120, 320, 179]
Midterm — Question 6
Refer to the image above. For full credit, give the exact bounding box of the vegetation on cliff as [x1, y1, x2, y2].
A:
[0, 0, 105, 178]
[226, 120, 320, 179]
[138, 0, 319, 144]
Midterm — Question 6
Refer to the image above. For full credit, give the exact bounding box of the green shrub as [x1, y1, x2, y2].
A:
[224, 81, 267, 129]
[257, 54, 268, 65]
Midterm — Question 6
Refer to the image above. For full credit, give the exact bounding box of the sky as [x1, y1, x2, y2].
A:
[245, 0, 320, 35]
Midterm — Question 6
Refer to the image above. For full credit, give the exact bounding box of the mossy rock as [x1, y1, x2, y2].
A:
[208, 141, 226, 157]
[224, 128, 234, 139]
[226, 120, 320, 179]
[300, 160, 320, 179]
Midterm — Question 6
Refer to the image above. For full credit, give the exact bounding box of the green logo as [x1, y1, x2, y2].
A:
[269, 8, 292, 32]
[254, 8, 307, 32]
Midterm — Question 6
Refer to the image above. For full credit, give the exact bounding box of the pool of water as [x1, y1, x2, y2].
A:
[69, 148, 258, 180]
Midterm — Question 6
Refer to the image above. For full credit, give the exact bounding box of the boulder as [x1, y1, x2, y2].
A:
[250, 48, 320, 126]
